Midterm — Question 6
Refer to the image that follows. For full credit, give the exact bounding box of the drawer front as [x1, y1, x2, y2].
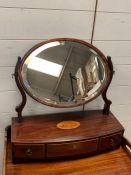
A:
[98, 132, 123, 151]
[47, 139, 98, 158]
[13, 144, 45, 160]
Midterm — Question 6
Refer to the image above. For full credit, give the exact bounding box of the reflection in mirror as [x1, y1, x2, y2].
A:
[22, 40, 108, 106]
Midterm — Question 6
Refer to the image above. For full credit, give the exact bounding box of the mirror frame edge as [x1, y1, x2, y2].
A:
[16, 38, 111, 110]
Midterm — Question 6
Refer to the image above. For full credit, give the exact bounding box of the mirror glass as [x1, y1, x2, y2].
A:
[21, 39, 109, 107]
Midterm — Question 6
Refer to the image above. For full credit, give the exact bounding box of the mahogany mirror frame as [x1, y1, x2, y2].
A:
[14, 38, 114, 121]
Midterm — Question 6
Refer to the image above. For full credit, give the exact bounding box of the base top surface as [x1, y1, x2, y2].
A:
[11, 110, 124, 143]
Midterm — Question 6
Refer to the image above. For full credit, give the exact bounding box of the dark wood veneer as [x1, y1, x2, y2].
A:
[11, 110, 124, 162]
[14, 56, 27, 122]
[98, 132, 123, 151]
[4, 136, 131, 175]
[47, 139, 98, 158]
[13, 144, 45, 161]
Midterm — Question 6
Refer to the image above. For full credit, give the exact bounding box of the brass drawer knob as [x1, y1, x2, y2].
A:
[25, 148, 33, 156]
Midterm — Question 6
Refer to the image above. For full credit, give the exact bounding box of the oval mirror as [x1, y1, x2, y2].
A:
[19, 38, 110, 108]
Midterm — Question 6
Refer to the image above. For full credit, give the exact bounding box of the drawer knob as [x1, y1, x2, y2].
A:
[25, 148, 33, 156]
[109, 138, 115, 146]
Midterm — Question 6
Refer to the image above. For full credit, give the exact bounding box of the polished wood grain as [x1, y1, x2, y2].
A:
[122, 137, 131, 156]
[4, 131, 131, 175]
[98, 132, 122, 151]
[13, 144, 45, 161]
[47, 138, 98, 158]
[11, 110, 124, 143]
[11, 110, 124, 161]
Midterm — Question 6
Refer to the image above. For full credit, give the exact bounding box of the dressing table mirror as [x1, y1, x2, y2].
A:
[11, 38, 124, 162]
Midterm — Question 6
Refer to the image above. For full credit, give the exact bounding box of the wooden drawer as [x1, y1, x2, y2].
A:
[12, 144, 45, 161]
[47, 139, 98, 158]
[98, 132, 123, 151]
